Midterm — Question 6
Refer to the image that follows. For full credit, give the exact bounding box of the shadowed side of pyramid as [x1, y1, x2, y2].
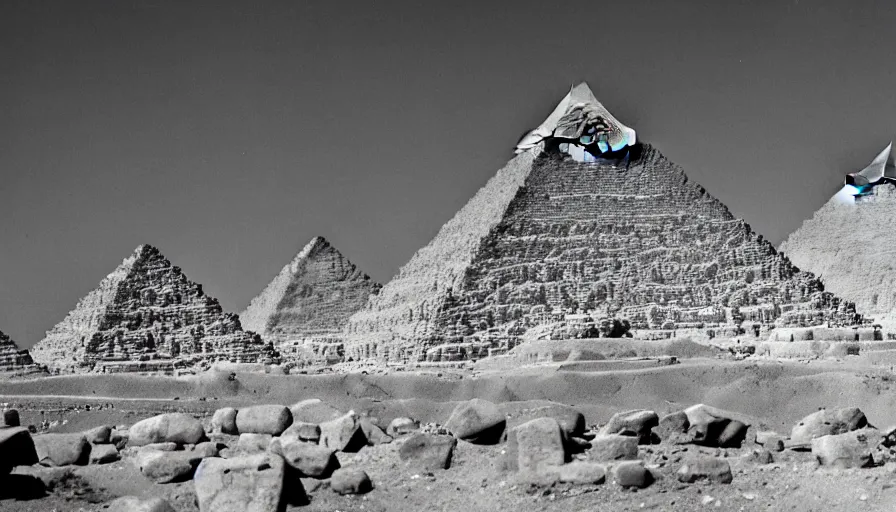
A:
[343, 83, 862, 365]
[780, 144, 896, 333]
[0, 330, 47, 376]
[29, 244, 273, 374]
[239, 236, 381, 366]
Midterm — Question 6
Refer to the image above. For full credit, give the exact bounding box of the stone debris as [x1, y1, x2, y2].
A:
[613, 460, 653, 488]
[330, 467, 373, 495]
[235, 405, 292, 436]
[598, 409, 658, 444]
[269, 437, 339, 478]
[505, 417, 567, 472]
[398, 433, 457, 470]
[237, 433, 273, 453]
[587, 434, 639, 462]
[194, 453, 289, 511]
[319, 410, 368, 452]
[444, 398, 506, 444]
[387, 417, 420, 437]
[210, 407, 238, 435]
[791, 408, 868, 445]
[280, 421, 321, 444]
[84, 425, 112, 444]
[33, 433, 90, 467]
[89, 444, 120, 464]
[684, 404, 749, 448]
[811, 428, 881, 468]
[128, 413, 205, 447]
[676, 456, 733, 484]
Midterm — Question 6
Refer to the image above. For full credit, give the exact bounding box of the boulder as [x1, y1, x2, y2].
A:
[9, 465, 72, 490]
[654, 411, 691, 444]
[110, 428, 129, 450]
[676, 456, 733, 484]
[599, 409, 658, 444]
[791, 408, 868, 444]
[3, 409, 21, 427]
[330, 467, 373, 495]
[360, 417, 393, 445]
[137, 450, 202, 484]
[755, 431, 785, 452]
[280, 422, 321, 444]
[0, 427, 38, 474]
[128, 413, 205, 446]
[89, 444, 120, 464]
[33, 433, 90, 466]
[505, 418, 567, 472]
[290, 399, 343, 424]
[237, 433, 273, 453]
[398, 433, 457, 470]
[210, 407, 238, 435]
[194, 453, 289, 511]
[235, 405, 292, 436]
[84, 425, 112, 444]
[506, 404, 586, 438]
[270, 438, 339, 478]
[142, 442, 179, 451]
[319, 411, 367, 452]
[107, 496, 176, 512]
[557, 461, 607, 484]
[613, 461, 652, 488]
[811, 428, 881, 468]
[684, 405, 749, 448]
[587, 434, 639, 462]
[444, 399, 506, 444]
[387, 417, 420, 437]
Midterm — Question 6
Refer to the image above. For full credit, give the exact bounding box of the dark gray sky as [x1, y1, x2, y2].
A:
[2, 1, 895, 348]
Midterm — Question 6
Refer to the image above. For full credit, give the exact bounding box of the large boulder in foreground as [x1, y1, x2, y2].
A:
[235, 405, 292, 436]
[811, 428, 881, 468]
[599, 409, 658, 444]
[791, 408, 868, 445]
[445, 399, 506, 444]
[270, 438, 340, 478]
[210, 407, 238, 435]
[613, 461, 653, 488]
[128, 413, 205, 447]
[398, 433, 457, 471]
[194, 453, 289, 512]
[33, 433, 90, 466]
[0, 427, 39, 474]
[319, 411, 367, 453]
[505, 417, 567, 472]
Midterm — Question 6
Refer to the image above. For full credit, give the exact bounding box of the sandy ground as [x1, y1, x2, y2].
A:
[1, 356, 896, 511]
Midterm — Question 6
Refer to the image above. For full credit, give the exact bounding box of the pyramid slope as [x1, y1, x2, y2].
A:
[30, 245, 271, 373]
[345, 143, 858, 363]
[780, 180, 896, 329]
[0, 330, 45, 375]
[240, 236, 381, 350]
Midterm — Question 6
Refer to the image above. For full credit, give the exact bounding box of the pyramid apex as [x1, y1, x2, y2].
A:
[516, 82, 636, 159]
[845, 143, 896, 194]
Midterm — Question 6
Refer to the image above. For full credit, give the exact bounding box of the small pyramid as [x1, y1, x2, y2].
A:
[781, 145, 896, 329]
[30, 245, 272, 373]
[240, 236, 380, 365]
[344, 83, 861, 364]
[0, 330, 45, 376]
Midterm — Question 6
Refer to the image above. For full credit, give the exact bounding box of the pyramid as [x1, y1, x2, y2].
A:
[30, 245, 273, 374]
[780, 144, 896, 331]
[0, 330, 45, 376]
[344, 82, 861, 364]
[239, 236, 381, 364]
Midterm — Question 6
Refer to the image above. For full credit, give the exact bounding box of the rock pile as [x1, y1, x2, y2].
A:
[240, 236, 381, 367]
[29, 245, 275, 374]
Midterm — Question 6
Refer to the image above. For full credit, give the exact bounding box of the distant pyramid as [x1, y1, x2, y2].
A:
[344, 82, 860, 364]
[0, 330, 45, 376]
[780, 144, 896, 329]
[240, 236, 380, 365]
[30, 245, 273, 373]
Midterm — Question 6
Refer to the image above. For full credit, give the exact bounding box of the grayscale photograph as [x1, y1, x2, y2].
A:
[1, 1, 895, 511]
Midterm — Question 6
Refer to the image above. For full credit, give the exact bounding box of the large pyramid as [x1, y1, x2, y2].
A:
[240, 236, 381, 365]
[344, 83, 860, 364]
[780, 144, 896, 330]
[0, 330, 45, 376]
[30, 245, 273, 374]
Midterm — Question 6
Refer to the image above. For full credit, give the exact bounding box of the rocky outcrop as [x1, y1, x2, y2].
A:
[0, 330, 45, 376]
[780, 148, 896, 331]
[344, 83, 860, 364]
[29, 245, 274, 374]
[240, 236, 380, 366]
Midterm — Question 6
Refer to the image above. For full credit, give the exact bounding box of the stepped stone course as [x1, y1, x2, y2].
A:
[240, 236, 380, 365]
[343, 83, 860, 364]
[0, 330, 45, 375]
[29, 245, 273, 374]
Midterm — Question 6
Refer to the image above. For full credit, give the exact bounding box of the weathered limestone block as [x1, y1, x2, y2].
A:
[33, 433, 90, 466]
[235, 405, 292, 436]
[398, 433, 457, 471]
[791, 408, 868, 444]
[128, 413, 205, 447]
[194, 453, 289, 511]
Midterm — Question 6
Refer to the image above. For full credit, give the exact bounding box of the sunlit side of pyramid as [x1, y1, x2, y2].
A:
[30, 245, 273, 374]
[780, 144, 896, 331]
[344, 83, 860, 364]
[0, 330, 46, 375]
[240, 236, 381, 365]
